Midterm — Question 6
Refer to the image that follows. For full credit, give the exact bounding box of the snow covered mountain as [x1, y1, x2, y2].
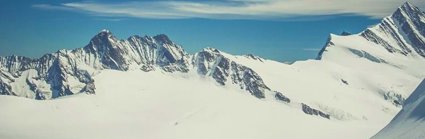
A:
[372, 79, 425, 139]
[0, 29, 275, 100]
[193, 48, 271, 99]
[319, 2, 425, 60]
[0, 29, 193, 99]
[317, 2, 425, 106]
[0, 2, 424, 139]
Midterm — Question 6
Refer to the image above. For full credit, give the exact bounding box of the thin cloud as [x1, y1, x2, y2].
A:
[33, 0, 425, 20]
[32, 4, 75, 11]
[302, 48, 321, 52]
[94, 18, 127, 22]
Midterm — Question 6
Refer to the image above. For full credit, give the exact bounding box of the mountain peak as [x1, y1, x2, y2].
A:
[354, 1, 425, 58]
[90, 29, 115, 43]
[96, 29, 113, 37]
[202, 47, 221, 53]
[340, 31, 352, 36]
[400, 1, 416, 10]
[394, 1, 421, 16]
[153, 34, 172, 44]
[82, 29, 120, 53]
[100, 29, 110, 33]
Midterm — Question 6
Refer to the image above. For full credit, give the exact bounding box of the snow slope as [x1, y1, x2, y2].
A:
[316, 2, 425, 108]
[372, 79, 425, 139]
[0, 70, 383, 139]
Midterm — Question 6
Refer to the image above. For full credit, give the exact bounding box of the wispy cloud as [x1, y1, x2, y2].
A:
[94, 18, 127, 22]
[32, 4, 75, 11]
[302, 48, 321, 52]
[33, 0, 425, 20]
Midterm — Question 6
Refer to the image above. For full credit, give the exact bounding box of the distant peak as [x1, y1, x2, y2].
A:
[245, 54, 261, 59]
[245, 54, 264, 62]
[397, 1, 420, 14]
[203, 47, 221, 53]
[97, 29, 113, 36]
[93, 29, 115, 39]
[316, 34, 335, 60]
[340, 31, 352, 36]
[86, 29, 117, 49]
[153, 34, 172, 44]
[100, 29, 110, 33]
[389, 2, 424, 25]
[401, 1, 414, 9]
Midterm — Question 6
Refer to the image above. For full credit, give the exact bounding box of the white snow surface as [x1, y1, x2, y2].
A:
[0, 70, 385, 139]
[372, 79, 425, 139]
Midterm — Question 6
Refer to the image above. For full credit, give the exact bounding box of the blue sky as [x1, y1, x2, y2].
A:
[1, 0, 423, 62]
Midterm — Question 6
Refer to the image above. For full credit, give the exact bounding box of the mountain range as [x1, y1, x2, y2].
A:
[0, 2, 424, 139]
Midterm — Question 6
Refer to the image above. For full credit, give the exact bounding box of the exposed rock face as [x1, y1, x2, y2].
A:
[318, 2, 425, 60]
[301, 103, 330, 119]
[0, 69, 14, 94]
[274, 91, 290, 103]
[193, 48, 270, 99]
[340, 31, 352, 36]
[316, 36, 333, 60]
[0, 83, 11, 95]
[245, 54, 264, 62]
[360, 2, 425, 57]
[75, 30, 191, 72]
[0, 30, 191, 99]
[381, 90, 405, 106]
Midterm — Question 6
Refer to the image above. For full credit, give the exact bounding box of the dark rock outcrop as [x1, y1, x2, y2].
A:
[361, 2, 425, 57]
[301, 103, 330, 119]
[274, 91, 290, 103]
[193, 48, 270, 99]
